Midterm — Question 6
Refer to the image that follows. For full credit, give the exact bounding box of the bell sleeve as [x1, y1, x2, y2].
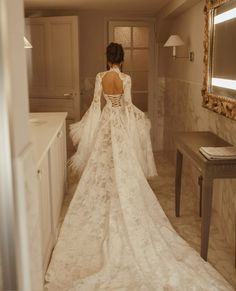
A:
[123, 75, 158, 179]
[69, 73, 102, 175]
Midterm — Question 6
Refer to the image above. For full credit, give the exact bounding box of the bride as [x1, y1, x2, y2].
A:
[45, 42, 232, 290]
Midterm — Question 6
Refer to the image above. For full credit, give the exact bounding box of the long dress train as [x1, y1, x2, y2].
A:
[45, 67, 233, 291]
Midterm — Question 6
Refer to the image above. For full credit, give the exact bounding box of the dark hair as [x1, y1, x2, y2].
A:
[106, 42, 124, 69]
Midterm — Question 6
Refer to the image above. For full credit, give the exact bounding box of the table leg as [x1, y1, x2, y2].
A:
[201, 176, 213, 261]
[235, 218, 236, 268]
[175, 150, 183, 217]
[198, 175, 203, 217]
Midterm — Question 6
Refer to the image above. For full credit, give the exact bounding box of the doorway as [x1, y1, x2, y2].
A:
[108, 20, 155, 113]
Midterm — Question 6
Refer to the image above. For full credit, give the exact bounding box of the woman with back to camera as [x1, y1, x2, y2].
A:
[45, 43, 233, 290]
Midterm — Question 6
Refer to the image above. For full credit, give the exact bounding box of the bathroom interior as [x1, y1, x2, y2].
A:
[0, 0, 236, 290]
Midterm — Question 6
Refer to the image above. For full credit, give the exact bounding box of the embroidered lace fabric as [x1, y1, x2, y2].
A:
[45, 68, 233, 291]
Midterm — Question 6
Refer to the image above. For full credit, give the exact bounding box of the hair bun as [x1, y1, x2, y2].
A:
[106, 42, 124, 66]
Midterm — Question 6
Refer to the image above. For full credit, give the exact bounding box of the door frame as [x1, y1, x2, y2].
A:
[0, 36, 18, 291]
[0, 0, 43, 290]
[104, 18, 156, 118]
[0, 1, 20, 289]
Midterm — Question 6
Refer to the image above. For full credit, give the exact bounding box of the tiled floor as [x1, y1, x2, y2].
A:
[59, 152, 236, 289]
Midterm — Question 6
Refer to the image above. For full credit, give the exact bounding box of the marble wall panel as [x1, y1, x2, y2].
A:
[161, 77, 236, 250]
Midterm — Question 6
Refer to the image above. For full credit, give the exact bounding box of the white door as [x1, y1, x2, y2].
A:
[25, 16, 80, 120]
[0, 0, 44, 289]
[25, 19, 48, 96]
[108, 21, 155, 114]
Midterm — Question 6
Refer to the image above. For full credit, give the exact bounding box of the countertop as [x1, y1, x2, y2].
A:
[29, 112, 68, 168]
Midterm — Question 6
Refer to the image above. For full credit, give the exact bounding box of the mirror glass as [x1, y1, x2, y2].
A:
[202, 0, 236, 120]
[211, 0, 236, 99]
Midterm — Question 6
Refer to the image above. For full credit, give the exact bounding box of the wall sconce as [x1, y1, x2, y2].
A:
[24, 37, 32, 49]
[164, 34, 194, 62]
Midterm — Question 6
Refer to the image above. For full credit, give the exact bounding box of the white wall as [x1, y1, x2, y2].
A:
[7, 2, 30, 156]
[0, 0, 43, 289]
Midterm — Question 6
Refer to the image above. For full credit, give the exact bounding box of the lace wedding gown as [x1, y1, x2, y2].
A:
[45, 67, 233, 291]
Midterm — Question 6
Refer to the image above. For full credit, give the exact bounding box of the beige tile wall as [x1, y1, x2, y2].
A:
[162, 77, 236, 249]
[156, 0, 236, 250]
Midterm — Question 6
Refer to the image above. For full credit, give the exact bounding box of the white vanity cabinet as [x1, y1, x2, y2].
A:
[30, 112, 68, 273]
[37, 153, 54, 273]
[49, 123, 67, 240]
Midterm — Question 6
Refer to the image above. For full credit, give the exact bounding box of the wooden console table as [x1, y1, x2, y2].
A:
[174, 131, 236, 261]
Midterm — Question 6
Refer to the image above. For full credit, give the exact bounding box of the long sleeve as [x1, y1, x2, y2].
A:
[123, 75, 132, 107]
[123, 74, 158, 179]
[69, 73, 102, 175]
[92, 73, 102, 104]
[123, 75, 134, 133]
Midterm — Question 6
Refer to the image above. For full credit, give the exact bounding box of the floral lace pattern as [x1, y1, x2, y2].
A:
[45, 69, 233, 291]
[69, 68, 157, 179]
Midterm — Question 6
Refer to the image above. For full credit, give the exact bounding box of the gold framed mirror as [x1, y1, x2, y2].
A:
[202, 0, 236, 120]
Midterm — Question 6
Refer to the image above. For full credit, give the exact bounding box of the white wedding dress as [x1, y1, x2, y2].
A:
[45, 67, 233, 291]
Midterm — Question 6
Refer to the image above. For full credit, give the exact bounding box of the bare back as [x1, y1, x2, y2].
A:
[102, 71, 123, 95]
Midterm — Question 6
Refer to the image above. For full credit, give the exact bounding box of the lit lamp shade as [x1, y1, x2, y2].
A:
[24, 37, 32, 49]
[164, 35, 184, 57]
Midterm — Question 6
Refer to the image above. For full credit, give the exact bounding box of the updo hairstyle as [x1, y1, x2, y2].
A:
[106, 42, 124, 69]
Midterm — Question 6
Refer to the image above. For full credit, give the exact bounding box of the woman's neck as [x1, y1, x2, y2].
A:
[110, 64, 120, 71]
[111, 65, 119, 68]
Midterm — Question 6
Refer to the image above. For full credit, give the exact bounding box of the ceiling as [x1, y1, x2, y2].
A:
[24, 0, 171, 15]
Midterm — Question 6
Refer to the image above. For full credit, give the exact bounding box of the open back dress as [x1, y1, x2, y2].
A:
[45, 67, 233, 291]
